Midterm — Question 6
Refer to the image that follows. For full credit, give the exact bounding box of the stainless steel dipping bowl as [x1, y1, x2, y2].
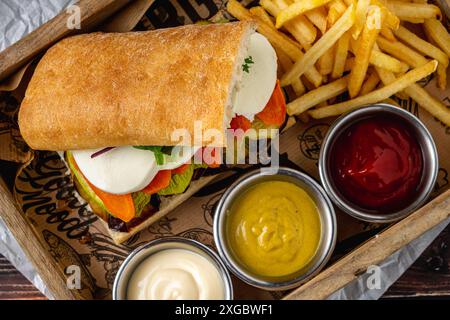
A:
[113, 237, 233, 300]
[318, 104, 438, 223]
[213, 167, 337, 291]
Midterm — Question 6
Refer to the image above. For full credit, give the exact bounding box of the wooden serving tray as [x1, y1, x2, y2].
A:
[0, 0, 449, 300]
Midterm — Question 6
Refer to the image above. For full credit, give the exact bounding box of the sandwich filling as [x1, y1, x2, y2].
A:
[68, 32, 286, 228]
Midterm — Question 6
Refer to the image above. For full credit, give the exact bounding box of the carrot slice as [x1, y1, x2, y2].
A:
[230, 115, 252, 131]
[88, 182, 135, 223]
[71, 155, 136, 222]
[256, 80, 286, 126]
[172, 163, 190, 175]
[142, 170, 172, 195]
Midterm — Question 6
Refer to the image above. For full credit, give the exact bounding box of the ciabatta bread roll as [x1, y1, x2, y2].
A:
[19, 21, 256, 150]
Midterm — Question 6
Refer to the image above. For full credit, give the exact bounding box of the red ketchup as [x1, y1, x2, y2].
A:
[331, 115, 423, 212]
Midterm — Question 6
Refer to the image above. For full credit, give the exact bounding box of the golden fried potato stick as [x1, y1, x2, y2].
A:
[377, 37, 429, 67]
[318, 46, 335, 75]
[370, 0, 400, 29]
[281, 4, 355, 86]
[404, 83, 450, 126]
[305, 7, 328, 34]
[394, 25, 448, 89]
[424, 19, 450, 58]
[308, 60, 437, 118]
[331, 30, 351, 78]
[227, 0, 323, 87]
[380, 25, 395, 41]
[349, 6, 382, 97]
[249, 6, 275, 27]
[287, 76, 349, 115]
[352, 0, 370, 39]
[275, 48, 306, 96]
[262, 0, 317, 47]
[276, 0, 334, 28]
[274, 0, 318, 44]
[394, 26, 448, 66]
[375, 66, 408, 100]
[386, 1, 441, 21]
[360, 69, 381, 95]
[370, 50, 409, 73]
[327, 0, 348, 27]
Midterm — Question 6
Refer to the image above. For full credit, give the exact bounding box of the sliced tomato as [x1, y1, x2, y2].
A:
[230, 115, 252, 131]
[172, 163, 190, 175]
[255, 80, 286, 126]
[142, 170, 172, 195]
[71, 156, 135, 222]
[203, 147, 221, 168]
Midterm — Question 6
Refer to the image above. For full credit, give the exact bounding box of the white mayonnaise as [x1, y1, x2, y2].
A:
[126, 249, 225, 300]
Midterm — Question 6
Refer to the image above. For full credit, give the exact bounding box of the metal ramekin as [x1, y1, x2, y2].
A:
[213, 167, 337, 291]
[319, 103, 439, 223]
[112, 237, 233, 300]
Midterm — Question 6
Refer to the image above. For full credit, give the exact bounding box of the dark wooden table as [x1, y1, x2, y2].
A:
[0, 223, 449, 300]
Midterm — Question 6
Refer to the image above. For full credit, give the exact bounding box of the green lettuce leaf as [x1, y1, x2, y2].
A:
[133, 146, 174, 165]
[132, 192, 151, 217]
[158, 164, 195, 196]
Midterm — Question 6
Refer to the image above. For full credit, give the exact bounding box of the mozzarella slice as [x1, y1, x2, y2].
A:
[72, 146, 159, 195]
[232, 33, 277, 121]
[158, 146, 201, 170]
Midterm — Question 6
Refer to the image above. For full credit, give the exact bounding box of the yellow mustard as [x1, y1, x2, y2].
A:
[226, 181, 321, 277]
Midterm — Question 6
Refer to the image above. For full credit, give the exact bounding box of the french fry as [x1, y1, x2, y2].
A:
[352, 0, 370, 39]
[305, 7, 328, 34]
[436, 62, 447, 90]
[370, 0, 400, 30]
[380, 25, 396, 41]
[424, 19, 450, 58]
[327, 0, 347, 27]
[370, 50, 409, 73]
[332, 30, 351, 78]
[404, 83, 450, 126]
[385, 1, 441, 21]
[394, 26, 448, 66]
[308, 60, 437, 118]
[282, 116, 298, 132]
[349, 6, 382, 97]
[275, 48, 306, 96]
[281, 4, 355, 86]
[276, 0, 334, 28]
[226, 0, 323, 87]
[249, 6, 275, 27]
[287, 76, 349, 115]
[318, 46, 335, 75]
[261, 0, 317, 47]
[344, 57, 355, 72]
[360, 69, 381, 95]
[424, 24, 449, 89]
[350, 38, 409, 73]
[375, 66, 408, 99]
[377, 37, 429, 67]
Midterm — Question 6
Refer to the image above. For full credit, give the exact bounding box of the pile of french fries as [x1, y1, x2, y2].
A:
[227, 0, 450, 126]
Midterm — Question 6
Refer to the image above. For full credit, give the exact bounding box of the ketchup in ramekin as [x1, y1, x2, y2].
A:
[331, 116, 423, 211]
[319, 104, 438, 223]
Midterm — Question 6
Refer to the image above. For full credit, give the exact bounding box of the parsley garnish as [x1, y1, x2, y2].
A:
[242, 56, 254, 73]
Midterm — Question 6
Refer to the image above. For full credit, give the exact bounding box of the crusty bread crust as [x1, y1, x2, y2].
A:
[19, 21, 256, 150]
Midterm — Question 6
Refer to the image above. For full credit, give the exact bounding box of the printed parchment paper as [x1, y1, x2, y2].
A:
[1, 0, 450, 300]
